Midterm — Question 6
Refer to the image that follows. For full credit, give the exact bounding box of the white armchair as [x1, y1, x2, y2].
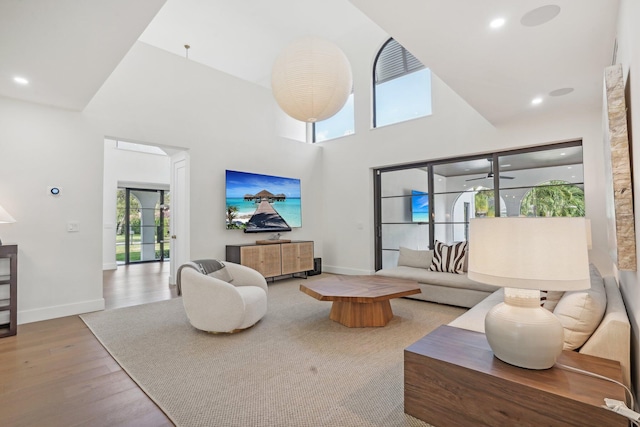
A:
[179, 261, 268, 333]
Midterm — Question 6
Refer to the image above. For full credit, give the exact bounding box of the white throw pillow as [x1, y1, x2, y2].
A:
[540, 290, 564, 312]
[397, 247, 433, 269]
[208, 266, 234, 283]
[553, 264, 606, 350]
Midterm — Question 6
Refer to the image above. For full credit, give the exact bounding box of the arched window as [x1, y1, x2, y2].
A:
[373, 38, 432, 128]
[520, 180, 585, 217]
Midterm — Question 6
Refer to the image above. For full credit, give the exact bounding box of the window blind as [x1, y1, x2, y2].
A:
[375, 39, 425, 84]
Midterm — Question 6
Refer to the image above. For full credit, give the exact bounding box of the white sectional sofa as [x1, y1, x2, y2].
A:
[375, 246, 499, 308]
[377, 247, 632, 387]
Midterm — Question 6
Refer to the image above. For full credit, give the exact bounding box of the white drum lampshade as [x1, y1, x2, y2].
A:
[271, 36, 353, 123]
[468, 217, 590, 370]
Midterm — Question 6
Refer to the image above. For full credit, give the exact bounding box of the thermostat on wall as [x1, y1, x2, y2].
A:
[48, 186, 62, 196]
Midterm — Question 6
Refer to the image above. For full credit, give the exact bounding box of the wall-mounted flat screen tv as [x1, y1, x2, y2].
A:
[411, 190, 429, 222]
[225, 170, 301, 233]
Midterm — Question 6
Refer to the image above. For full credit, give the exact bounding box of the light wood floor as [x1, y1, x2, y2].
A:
[0, 262, 177, 427]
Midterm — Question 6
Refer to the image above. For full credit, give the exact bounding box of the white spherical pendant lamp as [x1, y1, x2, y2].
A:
[271, 36, 353, 123]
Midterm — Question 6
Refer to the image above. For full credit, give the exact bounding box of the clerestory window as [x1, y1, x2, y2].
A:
[373, 38, 432, 128]
[313, 92, 354, 142]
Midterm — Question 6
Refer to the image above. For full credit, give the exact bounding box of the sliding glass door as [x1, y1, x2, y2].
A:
[375, 167, 431, 269]
[374, 141, 584, 270]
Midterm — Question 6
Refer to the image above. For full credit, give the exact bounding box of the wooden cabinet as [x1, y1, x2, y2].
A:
[405, 325, 626, 427]
[238, 244, 282, 278]
[281, 242, 314, 275]
[226, 241, 313, 279]
[0, 244, 17, 338]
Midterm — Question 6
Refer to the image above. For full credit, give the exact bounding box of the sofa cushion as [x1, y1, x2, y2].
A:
[553, 264, 607, 350]
[398, 247, 433, 269]
[376, 266, 499, 292]
[429, 241, 468, 274]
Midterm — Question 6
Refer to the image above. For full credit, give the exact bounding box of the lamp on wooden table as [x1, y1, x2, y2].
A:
[468, 217, 590, 369]
[0, 203, 16, 246]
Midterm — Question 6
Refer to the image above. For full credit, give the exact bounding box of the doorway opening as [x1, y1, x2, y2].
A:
[103, 137, 190, 291]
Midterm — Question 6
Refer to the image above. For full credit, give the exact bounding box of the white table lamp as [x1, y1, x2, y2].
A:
[468, 217, 590, 369]
[0, 203, 16, 245]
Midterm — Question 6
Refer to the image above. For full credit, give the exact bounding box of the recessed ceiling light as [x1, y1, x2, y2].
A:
[521, 5, 561, 27]
[490, 18, 506, 29]
[13, 76, 29, 85]
[531, 97, 543, 105]
[549, 87, 574, 97]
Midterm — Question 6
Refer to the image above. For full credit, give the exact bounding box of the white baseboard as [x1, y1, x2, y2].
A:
[322, 265, 375, 276]
[18, 298, 106, 325]
[103, 262, 117, 270]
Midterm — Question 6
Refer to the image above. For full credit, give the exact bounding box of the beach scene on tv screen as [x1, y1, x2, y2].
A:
[225, 170, 302, 231]
[411, 190, 429, 222]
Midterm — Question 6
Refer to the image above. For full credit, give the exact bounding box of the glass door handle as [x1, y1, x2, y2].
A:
[171, 235, 177, 239]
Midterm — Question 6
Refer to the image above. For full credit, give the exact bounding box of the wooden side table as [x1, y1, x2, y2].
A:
[404, 325, 627, 426]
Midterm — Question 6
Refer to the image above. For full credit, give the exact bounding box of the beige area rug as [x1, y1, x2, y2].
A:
[81, 277, 466, 427]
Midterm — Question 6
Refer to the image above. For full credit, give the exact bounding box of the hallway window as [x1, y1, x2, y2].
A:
[373, 38, 432, 128]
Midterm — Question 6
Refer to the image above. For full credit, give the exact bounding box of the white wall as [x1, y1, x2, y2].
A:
[0, 98, 105, 323]
[613, 0, 640, 399]
[102, 138, 171, 270]
[86, 43, 325, 263]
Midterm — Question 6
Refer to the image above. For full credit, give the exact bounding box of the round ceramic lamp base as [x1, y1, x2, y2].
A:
[485, 289, 564, 370]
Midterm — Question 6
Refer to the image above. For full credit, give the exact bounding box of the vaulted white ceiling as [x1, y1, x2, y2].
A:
[0, 0, 165, 110]
[138, 0, 375, 88]
[0, 0, 620, 126]
[350, 0, 619, 125]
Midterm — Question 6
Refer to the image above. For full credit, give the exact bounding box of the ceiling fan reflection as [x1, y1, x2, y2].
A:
[465, 161, 515, 181]
[465, 172, 515, 182]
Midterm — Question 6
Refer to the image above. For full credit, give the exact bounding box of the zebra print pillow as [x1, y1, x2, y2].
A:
[428, 240, 468, 274]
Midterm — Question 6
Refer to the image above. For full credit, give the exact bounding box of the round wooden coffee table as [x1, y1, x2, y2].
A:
[299, 275, 421, 327]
